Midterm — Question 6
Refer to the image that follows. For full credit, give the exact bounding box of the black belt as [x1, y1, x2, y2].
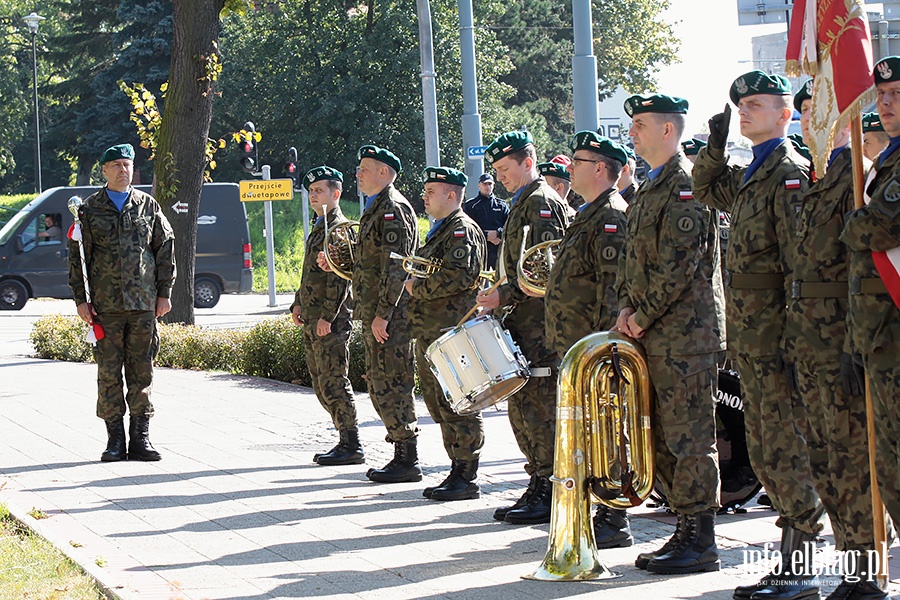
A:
[850, 277, 888, 295]
[790, 280, 848, 299]
[725, 271, 785, 290]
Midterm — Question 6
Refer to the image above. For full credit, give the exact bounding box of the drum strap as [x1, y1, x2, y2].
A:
[529, 367, 552, 377]
[850, 277, 888, 295]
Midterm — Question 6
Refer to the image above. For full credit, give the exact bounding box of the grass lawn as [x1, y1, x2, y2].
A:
[0, 504, 107, 600]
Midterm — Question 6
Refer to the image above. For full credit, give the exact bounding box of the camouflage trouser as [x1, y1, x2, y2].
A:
[864, 348, 900, 530]
[649, 352, 722, 514]
[92, 311, 159, 421]
[362, 328, 417, 443]
[505, 314, 558, 478]
[415, 338, 484, 461]
[737, 355, 824, 534]
[304, 323, 357, 431]
[796, 359, 874, 551]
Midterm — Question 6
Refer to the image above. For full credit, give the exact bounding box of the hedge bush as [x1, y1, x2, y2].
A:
[30, 315, 371, 392]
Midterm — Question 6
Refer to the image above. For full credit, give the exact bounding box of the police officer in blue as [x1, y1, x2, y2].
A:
[462, 173, 509, 270]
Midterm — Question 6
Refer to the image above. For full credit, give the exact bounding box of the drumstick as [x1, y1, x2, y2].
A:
[457, 276, 507, 327]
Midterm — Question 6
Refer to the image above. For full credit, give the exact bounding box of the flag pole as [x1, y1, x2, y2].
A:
[850, 112, 889, 588]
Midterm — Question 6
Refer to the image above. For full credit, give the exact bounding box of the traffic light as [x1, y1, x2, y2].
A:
[284, 147, 299, 188]
[239, 121, 258, 174]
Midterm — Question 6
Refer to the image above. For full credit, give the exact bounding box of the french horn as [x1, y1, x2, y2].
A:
[323, 212, 360, 281]
[517, 224, 560, 297]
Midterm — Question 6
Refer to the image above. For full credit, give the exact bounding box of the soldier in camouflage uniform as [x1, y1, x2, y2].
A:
[692, 71, 824, 600]
[68, 144, 175, 463]
[319, 145, 421, 483]
[614, 94, 726, 575]
[617, 146, 638, 205]
[404, 166, 487, 502]
[862, 111, 890, 162]
[790, 81, 886, 600]
[290, 166, 361, 467]
[841, 56, 900, 598]
[541, 131, 629, 548]
[475, 131, 570, 525]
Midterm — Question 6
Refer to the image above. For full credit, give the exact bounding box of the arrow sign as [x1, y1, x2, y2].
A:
[173, 201, 189, 214]
[467, 145, 488, 158]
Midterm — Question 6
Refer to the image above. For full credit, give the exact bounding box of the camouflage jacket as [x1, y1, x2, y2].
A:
[692, 140, 810, 357]
[785, 147, 856, 361]
[616, 152, 726, 357]
[545, 186, 627, 358]
[290, 207, 352, 330]
[840, 145, 900, 354]
[68, 187, 175, 313]
[407, 208, 486, 342]
[352, 184, 419, 326]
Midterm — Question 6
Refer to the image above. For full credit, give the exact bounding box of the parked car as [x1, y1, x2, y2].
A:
[0, 183, 253, 310]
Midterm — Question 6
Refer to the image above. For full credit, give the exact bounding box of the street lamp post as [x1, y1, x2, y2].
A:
[23, 12, 45, 194]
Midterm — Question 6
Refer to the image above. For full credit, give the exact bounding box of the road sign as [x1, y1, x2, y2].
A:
[239, 179, 294, 202]
[467, 145, 488, 158]
[172, 201, 189, 214]
[736, 0, 791, 26]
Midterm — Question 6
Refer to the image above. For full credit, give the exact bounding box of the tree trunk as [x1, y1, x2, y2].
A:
[154, 0, 225, 325]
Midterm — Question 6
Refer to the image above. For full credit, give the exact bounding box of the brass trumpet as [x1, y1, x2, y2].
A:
[390, 252, 442, 278]
[323, 215, 360, 281]
[527, 331, 654, 581]
[391, 252, 497, 283]
[517, 224, 560, 297]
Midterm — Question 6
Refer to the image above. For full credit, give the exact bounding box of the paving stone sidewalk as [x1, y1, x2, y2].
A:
[1, 357, 897, 599]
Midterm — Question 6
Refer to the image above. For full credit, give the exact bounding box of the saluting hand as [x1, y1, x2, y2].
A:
[707, 104, 731, 150]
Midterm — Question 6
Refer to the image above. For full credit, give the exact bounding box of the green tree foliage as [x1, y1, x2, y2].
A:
[486, 0, 679, 155]
[212, 0, 518, 196]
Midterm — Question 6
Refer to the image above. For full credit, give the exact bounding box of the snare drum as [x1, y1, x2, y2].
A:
[425, 315, 530, 415]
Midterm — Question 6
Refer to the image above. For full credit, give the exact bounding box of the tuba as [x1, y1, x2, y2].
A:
[323, 211, 360, 281]
[516, 224, 560, 297]
[527, 331, 654, 581]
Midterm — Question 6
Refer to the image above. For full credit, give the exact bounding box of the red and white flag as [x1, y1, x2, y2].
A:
[786, 0, 875, 175]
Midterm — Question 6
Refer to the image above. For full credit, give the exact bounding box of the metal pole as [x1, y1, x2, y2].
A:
[572, 0, 599, 132]
[417, 0, 441, 167]
[879, 20, 890, 63]
[262, 165, 277, 307]
[301, 187, 310, 244]
[31, 31, 41, 193]
[458, 0, 484, 199]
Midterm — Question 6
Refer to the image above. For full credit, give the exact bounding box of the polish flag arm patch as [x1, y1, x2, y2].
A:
[678, 190, 693, 201]
[384, 213, 395, 220]
[539, 209, 552, 218]
[604, 224, 618, 233]
[454, 230, 466, 238]
[785, 179, 801, 190]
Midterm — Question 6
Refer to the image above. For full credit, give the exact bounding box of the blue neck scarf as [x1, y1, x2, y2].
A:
[743, 138, 784, 183]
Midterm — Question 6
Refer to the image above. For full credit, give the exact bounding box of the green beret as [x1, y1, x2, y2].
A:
[357, 144, 402, 174]
[421, 166, 467, 187]
[793, 79, 814, 112]
[100, 143, 135, 165]
[623, 145, 636, 161]
[624, 94, 689, 117]
[681, 138, 708, 156]
[875, 56, 900, 84]
[862, 112, 885, 133]
[730, 70, 792, 105]
[570, 130, 629, 166]
[485, 130, 534, 163]
[538, 162, 570, 181]
[303, 165, 343, 191]
[788, 134, 812, 162]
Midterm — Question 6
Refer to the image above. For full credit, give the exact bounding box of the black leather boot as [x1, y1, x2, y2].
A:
[749, 527, 819, 600]
[127, 415, 161, 461]
[593, 504, 633, 549]
[825, 552, 887, 600]
[424, 460, 457, 498]
[431, 459, 480, 501]
[493, 473, 539, 521]
[505, 475, 552, 525]
[647, 510, 720, 574]
[366, 439, 422, 483]
[734, 526, 792, 599]
[100, 417, 127, 462]
[636, 513, 685, 569]
[315, 428, 365, 466]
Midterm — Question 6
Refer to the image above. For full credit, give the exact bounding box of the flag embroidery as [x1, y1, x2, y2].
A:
[785, 179, 801, 190]
[454, 230, 465, 238]
[604, 224, 617, 233]
[679, 190, 693, 200]
[539, 209, 552, 218]
[384, 213, 395, 220]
